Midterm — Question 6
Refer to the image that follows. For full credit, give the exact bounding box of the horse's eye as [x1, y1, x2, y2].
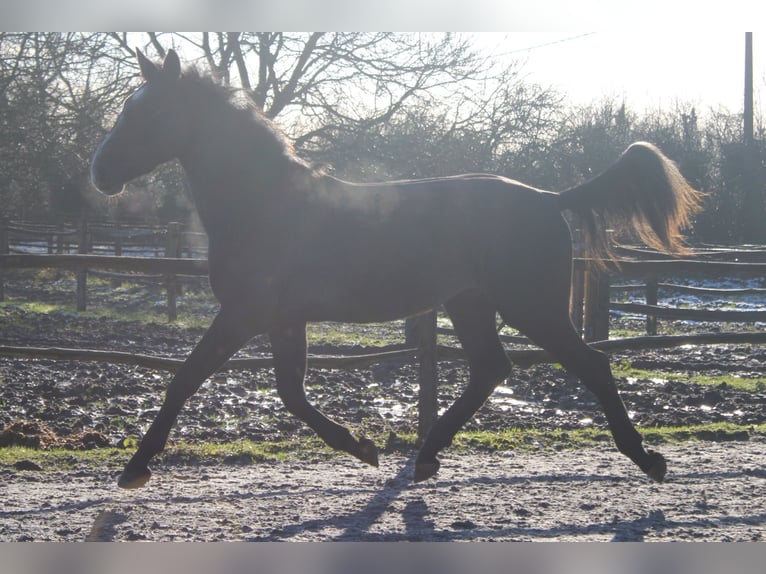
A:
[119, 96, 162, 129]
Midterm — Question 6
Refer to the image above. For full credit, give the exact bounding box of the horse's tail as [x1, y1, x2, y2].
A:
[556, 141, 704, 266]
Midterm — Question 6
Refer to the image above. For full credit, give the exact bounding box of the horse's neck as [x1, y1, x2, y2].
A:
[178, 107, 308, 241]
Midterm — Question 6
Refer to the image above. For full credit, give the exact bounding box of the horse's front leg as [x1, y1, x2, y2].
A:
[118, 308, 261, 488]
[270, 322, 379, 467]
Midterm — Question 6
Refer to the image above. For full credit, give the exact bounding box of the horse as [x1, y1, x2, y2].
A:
[90, 49, 702, 489]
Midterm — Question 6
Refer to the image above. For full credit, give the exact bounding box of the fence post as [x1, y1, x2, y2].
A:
[76, 211, 88, 312]
[570, 228, 586, 336]
[0, 217, 8, 302]
[595, 271, 610, 340]
[111, 227, 124, 288]
[56, 224, 65, 254]
[165, 222, 181, 322]
[404, 315, 418, 347]
[646, 274, 658, 335]
[583, 266, 596, 342]
[416, 308, 438, 443]
[583, 267, 611, 342]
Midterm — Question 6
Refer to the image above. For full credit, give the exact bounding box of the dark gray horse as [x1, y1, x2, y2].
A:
[91, 49, 702, 489]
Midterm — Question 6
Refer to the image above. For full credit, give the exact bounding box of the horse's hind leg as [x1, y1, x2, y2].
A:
[269, 322, 379, 467]
[414, 289, 512, 482]
[504, 305, 667, 482]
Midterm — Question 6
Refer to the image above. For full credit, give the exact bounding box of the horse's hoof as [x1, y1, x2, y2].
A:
[118, 465, 152, 489]
[413, 459, 440, 483]
[357, 437, 379, 467]
[642, 450, 667, 483]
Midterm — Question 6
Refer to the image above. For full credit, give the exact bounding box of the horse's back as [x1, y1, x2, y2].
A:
[320, 172, 573, 282]
[321, 173, 561, 227]
[318, 172, 570, 259]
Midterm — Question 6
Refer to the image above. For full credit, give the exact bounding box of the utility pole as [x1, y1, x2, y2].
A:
[745, 32, 753, 146]
[742, 32, 762, 243]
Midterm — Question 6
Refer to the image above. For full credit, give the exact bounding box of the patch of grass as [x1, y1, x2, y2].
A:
[612, 360, 765, 392]
[0, 300, 64, 316]
[453, 421, 766, 452]
[19, 301, 63, 315]
[0, 292, 214, 330]
[0, 434, 358, 474]
[3, 422, 764, 474]
[608, 328, 647, 339]
[638, 421, 763, 444]
[306, 322, 405, 348]
[0, 445, 126, 471]
[2, 266, 219, 325]
[160, 439, 311, 465]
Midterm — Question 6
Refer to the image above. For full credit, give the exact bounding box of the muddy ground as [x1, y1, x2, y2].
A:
[1, 276, 765, 541]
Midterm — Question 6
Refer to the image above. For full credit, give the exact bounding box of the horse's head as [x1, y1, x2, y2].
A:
[90, 49, 188, 194]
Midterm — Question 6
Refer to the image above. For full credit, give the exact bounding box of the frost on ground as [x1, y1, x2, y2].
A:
[2, 439, 765, 542]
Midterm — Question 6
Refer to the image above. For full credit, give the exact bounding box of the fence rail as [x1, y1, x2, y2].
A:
[572, 255, 766, 340]
[613, 283, 766, 296]
[0, 217, 208, 316]
[3, 331, 766, 375]
[0, 344, 420, 372]
[0, 253, 209, 275]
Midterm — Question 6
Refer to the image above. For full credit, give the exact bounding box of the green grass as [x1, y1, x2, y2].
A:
[453, 422, 765, 452]
[18, 301, 63, 315]
[0, 437, 327, 472]
[0, 299, 211, 332]
[1, 268, 219, 327]
[3, 422, 764, 473]
[0, 445, 127, 471]
[159, 437, 333, 465]
[306, 321, 406, 348]
[637, 422, 762, 444]
[608, 328, 647, 339]
[611, 360, 766, 392]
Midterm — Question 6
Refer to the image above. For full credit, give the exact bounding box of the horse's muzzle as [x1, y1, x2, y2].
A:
[90, 158, 126, 195]
[91, 177, 125, 195]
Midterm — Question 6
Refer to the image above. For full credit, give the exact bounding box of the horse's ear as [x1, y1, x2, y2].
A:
[136, 48, 159, 82]
[162, 49, 181, 80]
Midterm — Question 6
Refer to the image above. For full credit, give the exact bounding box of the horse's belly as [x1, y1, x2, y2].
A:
[282, 270, 473, 324]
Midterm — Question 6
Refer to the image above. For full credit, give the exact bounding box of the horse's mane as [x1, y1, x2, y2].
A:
[179, 67, 313, 173]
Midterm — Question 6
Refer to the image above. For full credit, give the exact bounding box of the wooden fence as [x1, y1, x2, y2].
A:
[0, 217, 207, 318]
[573, 245, 766, 341]
[2, 220, 766, 439]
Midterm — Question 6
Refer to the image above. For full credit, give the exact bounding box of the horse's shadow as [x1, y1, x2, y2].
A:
[244, 454, 629, 541]
[245, 460, 766, 542]
[248, 455, 422, 541]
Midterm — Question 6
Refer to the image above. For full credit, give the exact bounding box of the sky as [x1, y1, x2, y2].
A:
[474, 32, 764, 117]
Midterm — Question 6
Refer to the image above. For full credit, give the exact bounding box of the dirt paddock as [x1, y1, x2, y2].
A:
[2, 287, 766, 543]
[2, 438, 765, 542]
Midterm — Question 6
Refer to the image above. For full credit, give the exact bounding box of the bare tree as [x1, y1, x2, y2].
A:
[128, 33, 492, 154]
[0, 33, 140, 217]
[0, 32, 567, 216]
